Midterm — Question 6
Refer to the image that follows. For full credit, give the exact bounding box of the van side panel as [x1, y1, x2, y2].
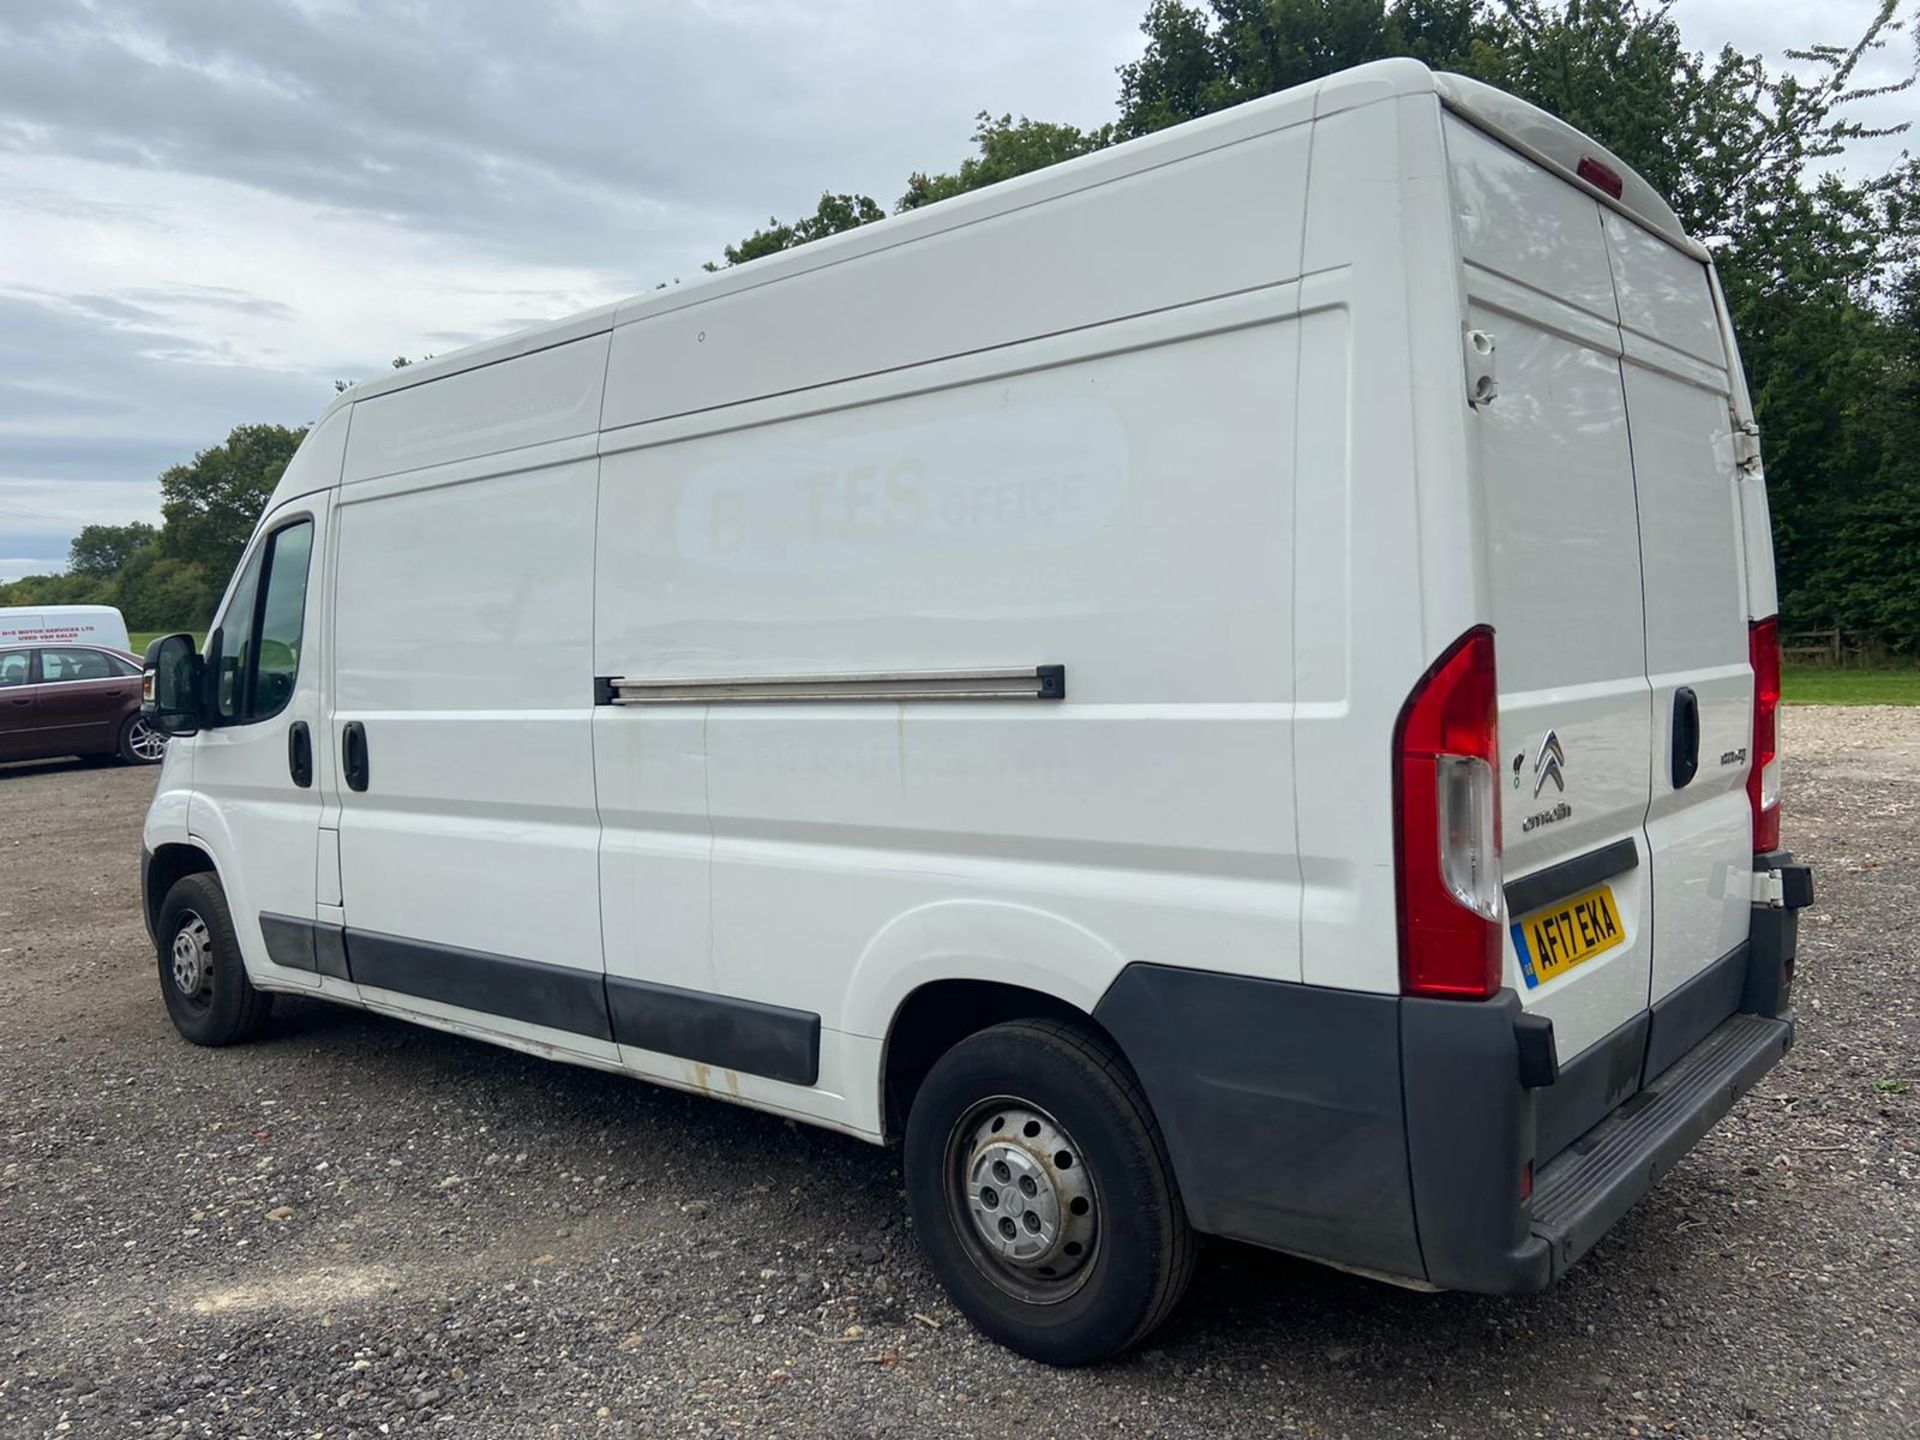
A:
[597, 314, 1305, 1051]
[1291, 97, 1464, 994]
[602, 128, 1311, 430]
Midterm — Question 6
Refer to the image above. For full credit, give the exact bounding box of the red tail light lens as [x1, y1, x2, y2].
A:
[1577, 156, 1625, 199]
[1748, 616, 1781, 852]
[1395, 626, 1503, 999]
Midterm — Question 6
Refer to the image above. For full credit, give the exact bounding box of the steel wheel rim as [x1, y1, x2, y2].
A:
[944, 1095, 1100, 1304]
[170, 911, 213, 1011]
[128, 718, 167, 761]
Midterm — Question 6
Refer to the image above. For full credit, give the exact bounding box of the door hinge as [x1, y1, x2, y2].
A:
[1465, 329, 1498, 409]
[1732, 419, 1763, 476]
[1751, 867, 1786, 908]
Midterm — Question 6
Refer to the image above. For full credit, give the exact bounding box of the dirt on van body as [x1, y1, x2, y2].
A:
[0, 709, 1915, 1439]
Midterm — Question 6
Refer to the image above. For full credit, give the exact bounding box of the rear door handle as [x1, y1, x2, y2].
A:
[287, 721, 313, 788]
[342, 720, 369, 792]
[1671, 687, 1700, 789]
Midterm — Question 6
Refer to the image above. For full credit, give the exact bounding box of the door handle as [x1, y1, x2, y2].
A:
[287, 720, 313, 788]
[342, 720, 369, 792]
[1671, 687, 1700, 790]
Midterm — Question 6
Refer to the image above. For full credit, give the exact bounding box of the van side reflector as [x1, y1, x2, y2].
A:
[1577, 156, 1625, 199]
[597, 665, 1067, 705]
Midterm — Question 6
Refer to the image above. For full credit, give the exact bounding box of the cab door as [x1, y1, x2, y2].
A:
[0, 648, 40, 753]
[189, 502, 329, 991]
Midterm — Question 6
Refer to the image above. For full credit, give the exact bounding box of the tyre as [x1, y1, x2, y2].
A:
[156, 872, 273, 1046]
[117, 712, 167, 765]
[903, 1018, 1195, 1366]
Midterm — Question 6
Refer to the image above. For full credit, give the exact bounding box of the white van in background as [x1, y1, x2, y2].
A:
[0, 604, 132, 654]
[139, 60, 1813, 1365]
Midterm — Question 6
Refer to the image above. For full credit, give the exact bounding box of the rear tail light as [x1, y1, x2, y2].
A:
[1395, 626, 1503, 999]
[142, 669, 156, 705]
[1748, 616, 1782, 852]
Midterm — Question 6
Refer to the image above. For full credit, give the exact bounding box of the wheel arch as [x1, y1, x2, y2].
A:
[880, 978, 1131, 1143]
[143, 841, 219, 942]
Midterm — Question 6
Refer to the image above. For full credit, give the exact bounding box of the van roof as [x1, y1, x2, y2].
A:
[330, 59, 1696, 415]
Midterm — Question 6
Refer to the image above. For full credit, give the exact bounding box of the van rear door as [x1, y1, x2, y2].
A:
[1445, 117, 1657, 1064]
[1603, 214, 1756, 1032]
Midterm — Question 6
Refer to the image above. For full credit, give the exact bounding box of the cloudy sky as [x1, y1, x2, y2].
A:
[0, 0, 1911, 581]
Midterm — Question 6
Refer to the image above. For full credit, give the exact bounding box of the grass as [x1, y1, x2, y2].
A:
[1782, 666, 1920, 706]
[128, 631, 204, 655]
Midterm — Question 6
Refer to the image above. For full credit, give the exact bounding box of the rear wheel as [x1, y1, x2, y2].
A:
[117, 713, 167, 765]
[156, 873, 273, 1046]
[903, 1019, 1194, 1366]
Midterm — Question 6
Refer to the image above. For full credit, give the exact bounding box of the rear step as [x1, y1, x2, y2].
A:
[1530, 1012, 1791, 1278]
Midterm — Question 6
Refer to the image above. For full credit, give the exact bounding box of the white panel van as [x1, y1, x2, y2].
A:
[138, 61, 1814, 1365]
[0, 604, 132, 654]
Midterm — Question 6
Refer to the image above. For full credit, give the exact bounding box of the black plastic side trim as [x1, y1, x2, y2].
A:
[593, 676, 618, 706]
[1505, 837, 1639, 918]
[1093, 963, 1422, 1279]
[606, 976, 821, 1087]
[346, 929, 613, 1041]
[258, 912, 318, 972]
[313, 922, 351, 982]
[1643, 942, 1747, 1082]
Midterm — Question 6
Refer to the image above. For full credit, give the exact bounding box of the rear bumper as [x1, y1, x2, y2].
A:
[1092, 854, 1812, 1293]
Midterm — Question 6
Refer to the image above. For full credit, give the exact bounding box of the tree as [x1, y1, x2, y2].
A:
[156, 423, 307, 610]
[897, 113, 1114, 210]
[67, 521, 157, 578]
[712, 192, 886, 268]
[1116, 0, 1483, 137]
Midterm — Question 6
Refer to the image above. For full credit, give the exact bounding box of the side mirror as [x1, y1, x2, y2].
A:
[142, 632, 205, 737]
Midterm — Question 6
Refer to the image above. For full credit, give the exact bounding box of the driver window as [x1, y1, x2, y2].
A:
[212, 544, 264, 722]
[211, 518, 314, 724]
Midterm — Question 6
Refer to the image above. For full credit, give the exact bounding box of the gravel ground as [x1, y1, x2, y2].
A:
[0, 708, 1915, 1439]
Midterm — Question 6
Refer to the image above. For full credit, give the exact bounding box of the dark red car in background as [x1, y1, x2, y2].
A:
[0, 643, 165, 765]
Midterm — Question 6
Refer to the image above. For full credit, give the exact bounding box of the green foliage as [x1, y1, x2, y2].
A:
[712, 192, 886, 268]
[897, 113, 1114, 210]
[1, 422, 306, 630]
[1116, 0, 1481, 136]
[156, 424, 307, 604]
[67, 521, 157, 578]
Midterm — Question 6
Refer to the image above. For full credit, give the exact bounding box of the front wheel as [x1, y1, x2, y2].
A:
[903, 1019, 1195, 1366]
[156, 872, 273, 1046]
[117, 712, 167, 765]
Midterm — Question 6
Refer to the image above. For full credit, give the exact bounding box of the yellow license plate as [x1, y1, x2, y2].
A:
[1513, 883, 1625, 989]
